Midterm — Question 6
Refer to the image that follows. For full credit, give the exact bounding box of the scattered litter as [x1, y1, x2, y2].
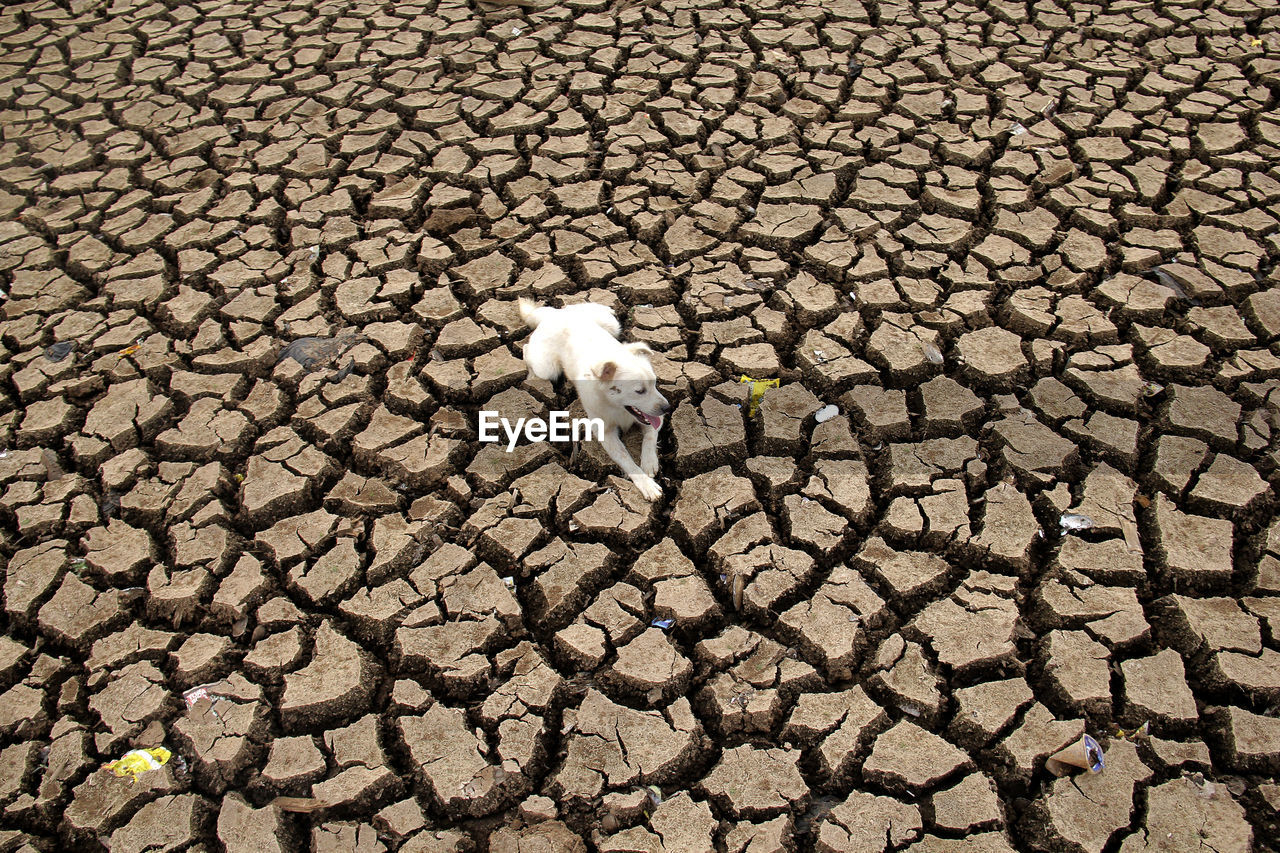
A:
[900, 704, 921, 717]
[277, 331, 364, 372]
[732, 573, 744, 611]
[814, 404, 839, 424]
[511, 27, 522, 35]
[730, 688, 756, 709]
[645, 785, 663, 808]
[1059, 513, 1095, 532]
[182, 683, 223, 709]
[1186, 771, 1212, 793]
[921, 341, 944, 365]
[1141, 381, 1163, 397]
[812, 349, 826, 362]
[1152, 267, 1199, 305]
[105, 747, 171, 782]
[941, 98, 954, 109]
[501, 576, 516, 592]
[739, 375, 780, 418]
[44, 341, 73, 362]
[1046, 734, 1105, 776]
[326, 359, 354, 385]
[308, 245, 320, 259]
[650, 618, 675, 630]
[847, 58, 862, 77]
[1010, 122, 1027, 136]
[117, 341, 140, 357]
[1251, 38, 1262, 47]
[1114, 721, 1149, 741]
[274, 796, 326, 813]
[1120, 518, 1142, 554]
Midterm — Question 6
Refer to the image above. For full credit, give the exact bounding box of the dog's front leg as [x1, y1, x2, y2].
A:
[602, 427, 661, 501]
[640, 425, 659, 477]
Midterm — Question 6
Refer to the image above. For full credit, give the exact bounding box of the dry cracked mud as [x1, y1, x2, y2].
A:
[0, 0, 1278, 850]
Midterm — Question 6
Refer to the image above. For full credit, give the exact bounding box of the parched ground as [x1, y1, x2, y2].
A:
[1, 0, 1280, 850]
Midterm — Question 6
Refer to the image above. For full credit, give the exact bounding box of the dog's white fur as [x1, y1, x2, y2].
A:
[519, 298, 670, 501]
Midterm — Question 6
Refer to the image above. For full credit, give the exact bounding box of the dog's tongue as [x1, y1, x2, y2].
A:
[642, 412, 663, 430]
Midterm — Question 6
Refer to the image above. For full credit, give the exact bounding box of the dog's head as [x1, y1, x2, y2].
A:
[593, 342, 670, 429]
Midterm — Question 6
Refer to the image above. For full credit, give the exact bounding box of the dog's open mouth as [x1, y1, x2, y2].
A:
[626, 406, 664, 430]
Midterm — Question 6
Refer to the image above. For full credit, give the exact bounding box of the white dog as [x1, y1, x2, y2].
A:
[518, 298, 670, 501]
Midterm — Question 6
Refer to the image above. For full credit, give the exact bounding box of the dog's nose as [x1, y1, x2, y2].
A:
[658, 400, 672, 415]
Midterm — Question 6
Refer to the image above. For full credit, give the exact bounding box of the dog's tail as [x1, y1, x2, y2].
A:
[518, 297, 545, 329]
[518, 298, 622, 339]
[518, 297, 540, 328]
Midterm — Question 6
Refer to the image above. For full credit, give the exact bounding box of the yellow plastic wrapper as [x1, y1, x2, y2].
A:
[105, 747, 171, 782]
[739, 375, 779, 418]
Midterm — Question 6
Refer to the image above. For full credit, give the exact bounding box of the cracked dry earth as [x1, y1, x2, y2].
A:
[4, 0, 1280, 851]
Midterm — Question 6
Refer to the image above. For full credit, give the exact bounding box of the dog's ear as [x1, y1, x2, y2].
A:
[625, 341, 652, 357]
[593, 360, 617, 381]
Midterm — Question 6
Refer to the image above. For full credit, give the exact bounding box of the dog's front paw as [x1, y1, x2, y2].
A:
[641, 450, 659, 477]
[630, 473, 662, 502]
